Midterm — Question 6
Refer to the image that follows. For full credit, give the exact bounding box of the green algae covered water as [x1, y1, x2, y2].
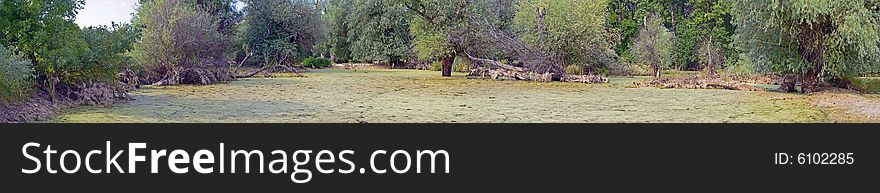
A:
[50, 69, 826, 123]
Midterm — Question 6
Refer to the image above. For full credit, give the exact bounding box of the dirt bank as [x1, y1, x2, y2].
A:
[810, 89, 880, 122]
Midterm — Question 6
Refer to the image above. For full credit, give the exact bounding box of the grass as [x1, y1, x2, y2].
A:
[49, 68, 854, 123]
[851, 77, 880, 94]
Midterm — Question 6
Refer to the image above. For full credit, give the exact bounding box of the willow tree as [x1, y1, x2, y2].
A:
[0, 0, 92, 99]
[398, 0, 472, 76]
[348, 0, 414, 66]
[132, 0, 230, 85]
[733, 0, 880, 93]
[515, 0, 614, 74]
[631, 14, 674, 78]
[240, 0, 323, 67]
[322, 0, 355, 63]
[401, 0, 564, 76]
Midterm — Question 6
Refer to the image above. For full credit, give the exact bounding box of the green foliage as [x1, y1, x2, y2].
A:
[631, 14, 674, 73]
[430, 61, 443, 71]
[0, 0, 106, 85]
[81, 23, 139, 80]
[690, 0, 736, 71]
[733, 0, 880, 78]
[0, 45, 34, 102]
[453, 56, 471, 72]
[565, 65, 586, 75]
[303, 57, 332, 68]
[410, 17, 452, 60]
[672, 23, 698, 70]
[851, 77, 880, 94]
[132, 0, 227, 84]
[402, 0, 474, 60]
[347, 0, 414, 64]
[725, 53, 757, 75]
[606, 0, 736, 70]
[515, 0, 614, 68]
[322, 0, 355, 63]
[605, 0, 667, 61]
[240, 0, 322, 66]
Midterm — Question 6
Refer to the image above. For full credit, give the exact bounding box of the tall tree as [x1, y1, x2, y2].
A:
[0, 0, 98, 99]
[348, 0, 414, 66]
[515, 0, 615, 73]
[631, 14, 674, 78]
[689, 0, 734, 75]
[398, 0, 473, 76]
[240, 0, 323, 67]
[733, 0, 880, 92]
[401, 0, 564, 76]
[132, 0, 230, 85]
[321, 0, 355, 63]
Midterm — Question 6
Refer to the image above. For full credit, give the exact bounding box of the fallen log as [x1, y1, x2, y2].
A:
[634, 76, 767, 91]
[465, 55, 607, 83]
[466, 54, 527, 72]
[563, 74, 609, 83]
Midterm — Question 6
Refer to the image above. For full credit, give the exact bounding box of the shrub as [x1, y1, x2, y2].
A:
[565, 65, 585, 75]
[631, 14, 674, 77]
[0, 46, 34, 102]
[453, 57, 471, 72]
[430, 61, 443, 71]
[725, 54, 757, 75]
[303, 57, 332, 68]
[132, 0, 229, 85]
[851, 77, 880, 94]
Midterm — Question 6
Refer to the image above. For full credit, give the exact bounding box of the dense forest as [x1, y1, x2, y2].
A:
[2, 0, 880, 121]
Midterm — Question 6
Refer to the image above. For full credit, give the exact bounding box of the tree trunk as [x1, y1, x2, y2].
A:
[536, 7, 547, 42]
[442, 53, 455, 77]
[796, 21, 829, 93]
[706, 36, 717, 76]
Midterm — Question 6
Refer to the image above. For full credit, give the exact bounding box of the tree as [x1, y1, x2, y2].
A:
[515, 0, 615, 74]
[401, 0, 565, 77]
[347, 0, 414, 67]
[82, 23, 139, 78]
[0, 45, 34, 102]
[689, 0, 734, 75]
[398, 0, 474, 76]
[132, 0, 230, 85]
[605, 0, 667, 64]
[605, 0, 735, 72]
[321, 0, 355, 63]
[139, 0, 242, 34]
[0, 0, 116, 100]
[632, 14, 673, 78]
[733, 0, 880, 92]
[240, 0, 323, 67]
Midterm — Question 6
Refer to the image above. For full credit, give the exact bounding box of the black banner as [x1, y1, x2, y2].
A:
[2, 124, 877, 192]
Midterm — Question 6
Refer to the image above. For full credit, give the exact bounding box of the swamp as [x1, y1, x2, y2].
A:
[50, 69, 878, 123]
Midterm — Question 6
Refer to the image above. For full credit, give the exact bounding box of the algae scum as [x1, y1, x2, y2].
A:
[52, 69, 826, 123]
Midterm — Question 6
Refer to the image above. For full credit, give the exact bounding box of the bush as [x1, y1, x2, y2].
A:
[132, 0, 229, 85]
[303, 57, 332, 68]
[851, 77, 880, 94]
[631, 14, 674, 77]
[0, 46, 34, 102]
[430, 61, 443, 71]
[453, 57, 471, 72]
[725, 54, 757, 75]
[428, 57, 471, 72]
[565, 65, 585, 75]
